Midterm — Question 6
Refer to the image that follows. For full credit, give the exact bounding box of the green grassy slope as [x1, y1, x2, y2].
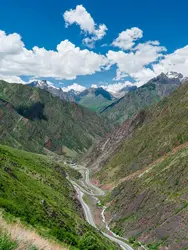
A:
[101, 83, 160, 124]
[109, 145, 188, 250]
[97, 83, 188, 183]
[0, 81, 112, 155]
[0, 144, 118, 250]
[89, 83, 188, 249]
[78, 91, 114, 113]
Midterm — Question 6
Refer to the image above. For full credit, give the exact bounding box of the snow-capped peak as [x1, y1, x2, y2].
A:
[29, 80, 58, 89]
[165, 71, 183, 79]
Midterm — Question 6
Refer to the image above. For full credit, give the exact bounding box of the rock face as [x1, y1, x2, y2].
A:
[0, 80, 112, 155]
[101, 72, 184, 124]
[85, 81, 188, 249]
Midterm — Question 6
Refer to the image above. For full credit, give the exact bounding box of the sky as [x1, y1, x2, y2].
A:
[0, 0, 188, 93]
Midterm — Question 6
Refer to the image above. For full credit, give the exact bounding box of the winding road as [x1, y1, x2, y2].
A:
[68, 164, 134, 250]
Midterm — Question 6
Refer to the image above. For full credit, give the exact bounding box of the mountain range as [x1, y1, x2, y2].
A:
[101, 72, 186, 124]
[28, 81, 117, 112]
[0, 71, 188, 250]
[28, 72, 187, 120]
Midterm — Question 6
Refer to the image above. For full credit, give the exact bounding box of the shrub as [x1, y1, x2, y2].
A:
[79, 233, 106, 250]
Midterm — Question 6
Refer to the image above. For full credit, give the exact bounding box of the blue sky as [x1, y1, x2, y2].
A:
[0, 0, 188, 93]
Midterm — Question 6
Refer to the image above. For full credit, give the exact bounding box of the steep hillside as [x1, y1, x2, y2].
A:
[101, 72, 182, 124]
[109, 144, 188, 250]
[86, 82, 188, 249]
[84, 110, 147, 173]
[94, 82, 188, 183]
[0, 81, 112, 155]
[0, 144, 118, 250]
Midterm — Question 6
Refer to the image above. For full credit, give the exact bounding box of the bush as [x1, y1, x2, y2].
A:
[79, 233, 106, 250]
[50, 228, 78, 246]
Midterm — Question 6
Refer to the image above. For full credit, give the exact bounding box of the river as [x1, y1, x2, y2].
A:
[68, 164, 134, 250]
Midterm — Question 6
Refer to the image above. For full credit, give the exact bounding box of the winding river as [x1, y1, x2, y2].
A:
[68, 164, 134, 250]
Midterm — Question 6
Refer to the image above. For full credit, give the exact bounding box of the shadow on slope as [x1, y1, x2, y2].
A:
[16, 102, 47, 121]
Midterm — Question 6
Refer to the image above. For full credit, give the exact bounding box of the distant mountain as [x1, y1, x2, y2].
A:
[28, 81, 117, 112]
[77, 87, 117, 112]
[115, 85, 137, 98]
[85, 80, 188, 249]
[101, 72, 184, 124]
[28, 80, 73, 101]
[0, 80, 112, 156]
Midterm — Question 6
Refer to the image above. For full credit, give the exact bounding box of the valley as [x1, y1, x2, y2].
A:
[0, 2, 188, 249]
[67, 164, 135, 250]
[0, 73, 188, 250]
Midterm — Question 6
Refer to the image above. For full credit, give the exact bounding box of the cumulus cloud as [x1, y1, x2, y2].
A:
[101, 81, 133, 94]
[108, 40, 166, 85]
[0, 74, 26, 84]
[113, 69, 128, 81]
[90, 81, 133, 94]
[130, 68, 157, 87]
[0, 30, 107, 80]
[130, 44, 188, 86]
[153, 45, 188, 76]
[64, 5, 107, 48]
[112, 27, 143, 50]
[1, 25, 188, 90]
[61, 83, 86, 92]
[91, 84, 98, 88]
[107, 41, 166, 75]
[0, 30, 23, 55]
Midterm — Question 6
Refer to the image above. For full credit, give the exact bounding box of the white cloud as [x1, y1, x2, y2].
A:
[130, 44, 188, 86]
[64, 5, 107, 48]
[0, 74, 26, 84]
[112, 27, 143, 50]
[0, 30, 107, 80]
[62, 83, 86, 92]
[153, 45, 188, 76]
[91, 84, 98, 88]
[130, 68, 157, 87]
[0, 30, 23, 55]
[113, 69, 128, 81]
[101, 81, 133, 94]
[90, 81, 134, 95]
[1, 26, 188, 90]
[107, 40, 166, 85]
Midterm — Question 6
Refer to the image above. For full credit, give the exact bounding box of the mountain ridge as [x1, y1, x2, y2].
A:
[101, 72, 185, 124]
[0, 80, 112, 156]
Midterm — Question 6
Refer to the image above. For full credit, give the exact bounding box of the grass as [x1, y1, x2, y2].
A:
[0, 232, 17, 250]
[0, 144, 118, 250]
[92, 83, 188, 249]
[0, 80, 112, 155]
